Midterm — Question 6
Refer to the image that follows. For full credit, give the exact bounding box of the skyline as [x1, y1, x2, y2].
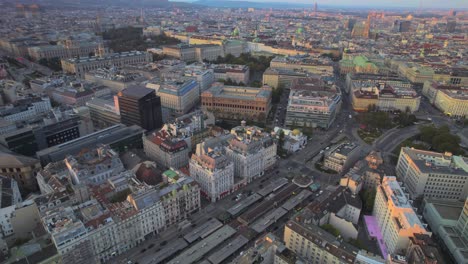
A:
[171, 0, 468, 9]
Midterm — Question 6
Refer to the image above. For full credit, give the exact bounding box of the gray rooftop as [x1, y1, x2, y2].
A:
[168, 225, 236, 264]
[251, 207, 287, 233]
[183, 218, 223, 243]
[207, 235, 249, 264]
[227, 193, 262, 216]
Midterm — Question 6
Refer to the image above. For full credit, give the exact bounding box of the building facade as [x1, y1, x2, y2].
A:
[373, 176, 430, 255]
[285, 77, 341, 129]
[396, 147, 468, 201]
[143, 130, 190, 169]
[201, 83, 272, 121]
[61, 51, 152, 78]
[189, 144, 234, 202]
[117, 86, 163, 131]
[423, 80, 467, 118]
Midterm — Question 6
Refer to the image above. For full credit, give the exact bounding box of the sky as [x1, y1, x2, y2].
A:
[173, 0, 468, 9]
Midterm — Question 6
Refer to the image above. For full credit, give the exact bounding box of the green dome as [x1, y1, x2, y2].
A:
[296, 27, 304, 34]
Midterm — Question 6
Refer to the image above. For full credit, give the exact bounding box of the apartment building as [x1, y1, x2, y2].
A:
[201, 83, 272, 121]
[190, 142, 234, 202]
[225, 124, 276, 180]
[64, 145, 125, 185]
[323, 143, 358, 173]
[423, 80, 468, 118]
[373, 176, 430, 255]
[284, 219, 358, 264]
[285, 77, 342, 129]
[351, 83, 420, 113]
[143, 130, 190, 169]
[396, 147, 468, 201]
[42, 175, 200, 263]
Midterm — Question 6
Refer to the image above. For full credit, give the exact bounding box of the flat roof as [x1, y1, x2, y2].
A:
[281, 189, 312, 211]
[257, 178, 288, 197]
[169, 225, 236, 264]
[433, 203, 463, 221]
[207, 235, 249, 264]
[183, 218, 223, 243]
[227, 193, 262, 216]
[251, 207, 287, 233]
[153, 238, 189, 264]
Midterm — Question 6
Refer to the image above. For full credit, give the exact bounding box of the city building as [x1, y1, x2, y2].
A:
[201, 83, 272, 121]
[0, 126, 38, 156]
[0, 150, 41, 191]
[269, 56, 334, 77]
[273, 127, 307, 153]
[42, 174, 200, 263]
[36, 124, 144, 166]
[396, 147, 468, 201]
[422, 81, 468, 118]
[226, 124, 276, 180]
[84, 67, 145, 93]
[0, 96, 51, 122]
[143, 130, 190, 169]
[64, 145, 125, 185]
[351, 83, 420, 113]
[159, 110, 212, 151]
[183, 63, 215, 93]
[372, 176, 430, 255]
[397, 63, 434, 84]
[262, 67, 309, 90]
[285, 77, 341, 129]
[117, 86, 163, 131]
[305, 186, 362, 240]
[86, 96, 121, 129]
[212, 64, 250, 84]
[146, 79, 199, 119]
[284, 218, 358, 263]
[406, 234, 445, 264]
[422, 198, 468, 264]
[0, 176, 22, 238]
[190, 141, 234, 202]
[33, 108, 93, 150]
[345, 73, 412, 95]
[61, 50, 152, 78]
[323, 142, 358, 173]
[27, 36, 103, 60]
[51, 83, 110, 107]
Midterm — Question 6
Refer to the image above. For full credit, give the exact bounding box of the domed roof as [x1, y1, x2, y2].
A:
[296, 27, 304, 34]
[292, 129, 301, 136]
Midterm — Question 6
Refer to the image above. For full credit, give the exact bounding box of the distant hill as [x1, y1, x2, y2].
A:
[4, 0, 190, 8]
[194, 0, 313, 9]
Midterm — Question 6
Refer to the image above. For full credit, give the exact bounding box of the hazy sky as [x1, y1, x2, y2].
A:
[174, 0, 468, 8]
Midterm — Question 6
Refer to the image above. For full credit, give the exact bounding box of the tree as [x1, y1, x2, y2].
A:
[359, 189, 376, 214]
[321, 224, 340, 237]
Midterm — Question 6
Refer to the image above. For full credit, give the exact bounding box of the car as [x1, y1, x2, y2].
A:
[140, 248, 146, 253]
[325, 147, 330, 150]
[160, 241, 168, 246]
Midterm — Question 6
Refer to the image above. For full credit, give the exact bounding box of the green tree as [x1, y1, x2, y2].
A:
[359, 189, 376, 214]
[321, 224, 340, 237]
